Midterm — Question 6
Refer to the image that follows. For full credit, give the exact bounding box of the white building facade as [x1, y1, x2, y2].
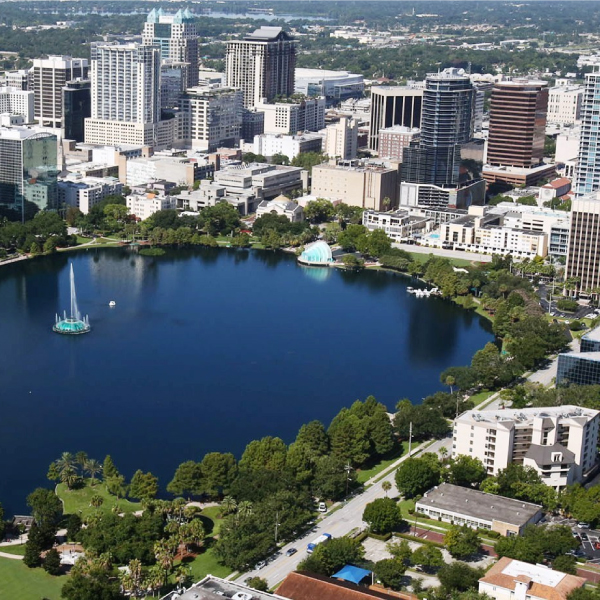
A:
[324, 117, 358, 160]
[0, 87, 34, 123]
[257, 97, 326, 135]
[126, 193, 176, 220]
[547, 85, 583, 125]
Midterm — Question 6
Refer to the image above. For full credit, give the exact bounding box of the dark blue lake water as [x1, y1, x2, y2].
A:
[0, 248, 493, 516]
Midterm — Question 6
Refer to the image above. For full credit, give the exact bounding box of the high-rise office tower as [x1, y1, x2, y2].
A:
[565, 194, 600, 293]
[402, 69, 475, 187]
[142, 8, 199, 89]
[576, 68, 600, 197]
[487, 80, 548, 168]
[62, 80, 91, 143]
[226, 27, 296, 108]
[85, 43, 170, 148]
[368, 86, 423, 152]
[0, 127, 58, 219]
[31, 55, 88, 128]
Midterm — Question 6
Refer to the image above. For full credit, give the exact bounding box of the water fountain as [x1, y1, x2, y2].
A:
[53, 263, 91, 335]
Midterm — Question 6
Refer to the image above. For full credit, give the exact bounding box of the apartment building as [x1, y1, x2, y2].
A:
[126, 193, 176, 220]
[547, 85, 583, 125]
[378, 126, 420, 161]
[252, 132, 323, 160]
[257, 97, 326, 135]
[453, 406, 600, 490]
[58, 176, 123, 213]
[0, 87, 34, 122]
[323, 117, 358, 160]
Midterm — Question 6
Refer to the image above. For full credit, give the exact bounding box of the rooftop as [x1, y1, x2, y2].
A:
[480, 557, 586, 600]
[161, 575, 287, 600]
[457, 405, 599, 428]
[244, 26, 293, 42]
[277, 572, 401, 600]
[525, 443, 575, 466]
[416, 483, 542, 526]
[583, 325, 600, 343]
[482, 163, 556, 176]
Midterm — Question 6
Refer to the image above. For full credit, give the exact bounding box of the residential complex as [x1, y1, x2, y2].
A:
[323, 117, 358, 160]
[58, 176, 123, 213]
[226, 27, 296, 108]
[453, 405, 600, 489]
[0, 87, 34, 123]
[416, 483, 542, 536]
[479, 558, 585, 600]
[127, 192, 176, 220]
[252, 132, 323, 160]
[257, 97, 325, 135]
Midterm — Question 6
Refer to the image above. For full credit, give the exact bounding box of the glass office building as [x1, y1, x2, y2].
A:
[557, 352, 600, 386]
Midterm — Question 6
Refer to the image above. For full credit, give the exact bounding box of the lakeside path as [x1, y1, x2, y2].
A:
[392, 243, 493, 264]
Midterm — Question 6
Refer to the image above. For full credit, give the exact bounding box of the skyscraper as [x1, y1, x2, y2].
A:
[142, 8, 199, 89]
[226, 27, 296, 108]
[400, 69, 484, 208]
[368, 86, 423, 152]
[62, 80, 91, 143]
[84, 43, 170, 148]
[565, 193, 600, 294]
[576, 68, 600, 196]
[31, 55, 88, 129]
[0, 127, 58, 219]
[487, 80, 548, 168]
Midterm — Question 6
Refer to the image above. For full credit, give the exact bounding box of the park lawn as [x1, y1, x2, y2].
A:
[468, 390, 494, 407]
[405, 251, 476, 269]
[0, 544, 27, 555]
[358, 442, 410, 484]
[0, 557, 64, 600]
[56, 480, 141, 517]
[200, 506, 224, 537]
[173, 546, 231, 583]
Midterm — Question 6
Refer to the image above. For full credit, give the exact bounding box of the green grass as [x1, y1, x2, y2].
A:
[200, 506, 224, 537]
[469, 390, 494, 406]
[0, 544, 26, 555]
[56, 480, 141, 517]
[174, 545, 231, 582]
[404, 251, 478, 268]
[357, 442, 410, 484]
[0, 557, 64, 600]
[76, 235, 93, 244]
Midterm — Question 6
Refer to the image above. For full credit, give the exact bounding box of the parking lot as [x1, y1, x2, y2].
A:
[544, 516, 600, 564]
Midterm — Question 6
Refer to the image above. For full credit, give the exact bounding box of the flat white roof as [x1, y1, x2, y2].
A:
[458, 405, 599, 427]
[502, 560, 565, 587]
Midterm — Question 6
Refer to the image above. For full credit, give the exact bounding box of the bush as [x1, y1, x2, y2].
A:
[569, 320, 584, 331]
[363, 498, 403, 535]
[139, 247, 166, 256]
[43, 548, 62, 575]
[556, 298, 579, 312]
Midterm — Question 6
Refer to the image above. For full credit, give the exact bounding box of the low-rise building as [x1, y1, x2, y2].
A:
[479, 558, 586, 600]
[311, 160, 398, 211]
[362, 208, 430, 241]
[125, 155, 215, 187]
[482, 163, 557, 187]
[453, 405, 600, 489]
[416, 483, 542, 536]
[398, 179, 487, 210]
[126, 193, 176, 220]
[256, 197, 304, 222]
[294, 68, 364, 105]
[58, 176, 123, 213]
[252, 133, 322, 160]
[160, 575, 287, 600]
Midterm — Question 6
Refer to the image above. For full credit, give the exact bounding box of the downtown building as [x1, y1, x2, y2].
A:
[323, 116, 359, 160]
[400, 69, 485, 209]
[226, 27, 296, 108]
[576, 68, 600, 196]
[453, 406, 600, 490]
[31, 55, 89, 129]
[143, 8, 199, 107]
[483, 80, 553, 187]
[84, 43, 173, 149]
[368, 86, 423, 152]
[0, 127, 59, 218]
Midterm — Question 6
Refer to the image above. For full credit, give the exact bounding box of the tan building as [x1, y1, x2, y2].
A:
[453, 406, 600, 490]
[324, 116, 358, 160]
[415, 483, 542, 536]
[479, 558, 586, 600]
[311, 161, 398, 211]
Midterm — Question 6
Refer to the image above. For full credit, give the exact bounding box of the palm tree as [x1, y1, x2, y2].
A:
[382, 481, 392, 497]
[154, 539, 177, 585]
[237, 501, 253, 520]
[75, 451, 88, 476]
[61, 467, 79, 490]
[84, 459, 102, 485]
[182, 520, 205, 551]
[444, 375, 455, 394]
[90, 494, 104, 508]
[172, 498, 187, 523]
[146, 565, 164, 597]
[221, 496, 237, 516]
[439, 447, 449, 464]
[56, 452, 76, 475]
[129, 558, 143, 594]
[174, 564, 191, 589]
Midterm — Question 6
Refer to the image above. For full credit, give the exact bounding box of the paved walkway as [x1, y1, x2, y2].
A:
[0, 550, 23, 560]
[391, 243, 492, 264]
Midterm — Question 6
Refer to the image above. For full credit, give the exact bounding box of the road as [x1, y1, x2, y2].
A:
[235, 438, 449, 588]
[391, 243, 492, 264]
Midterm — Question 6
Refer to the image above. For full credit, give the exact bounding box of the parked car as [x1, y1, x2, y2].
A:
[581, 532, 589, 541]
[286, 547, 297, 557]
[595, 542, 600, 550]
[578, 522, 590, 529]
[318, 502, 327, 513]
[255, 560, 266, 570]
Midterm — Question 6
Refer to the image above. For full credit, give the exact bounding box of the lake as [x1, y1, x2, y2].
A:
[0, 248, 493, 515]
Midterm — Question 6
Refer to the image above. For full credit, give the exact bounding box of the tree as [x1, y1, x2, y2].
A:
[304, 199, 335, 223]
[26, 488, 62, 529]
[341, 254, 364, 270]
[291, 151, 327, 172]
[84, 459, 102, 485]
[387, 539, 412, 564]
[90, 494, 104, 508]
[393, 400, 449, 441]
[240, 436, 287, 472]
[438, 562, 483, 592]
[553, 554, 577, 575]
[312, 454, 356, 500]
[447, 456, 487, 488]
[102, 455, 119, 480]
[295, 420, 330, 459]
[61, 569, 123, 600]
[444, 526, 481, 559]
[298, 536, 365, 576]
[411, 545, 444, 572]
[167, 461, 203, 497]
[374, 558, 405, 590]
[66, 514, 82, 541]
[129, 470, 159, 500]
[395, 457, 441, 499]
[246, 577, 269, 592]
[363, 498, 403, 534]
[328, 412, 370, 466]
[199, 452, 237, 498]
[23, 526, 43, 568]
[271, 152, 290, 165]
[105, 475, 127, 499]
[382, 481, 392, 497]
[44, 548, 62, 575]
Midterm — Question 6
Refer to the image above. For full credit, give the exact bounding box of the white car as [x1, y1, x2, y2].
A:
[318, 502, 327, 513]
